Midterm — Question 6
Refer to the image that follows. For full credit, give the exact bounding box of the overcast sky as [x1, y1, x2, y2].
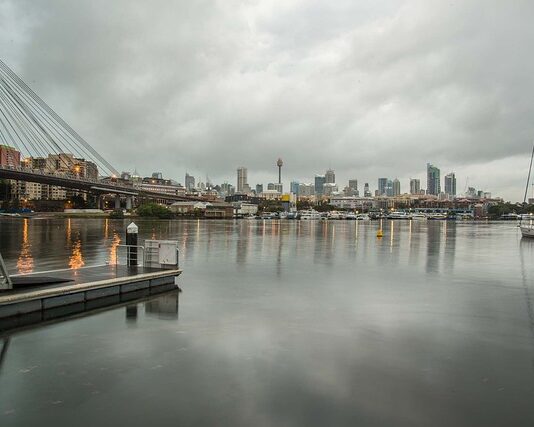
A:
[1, 0, 534, 201]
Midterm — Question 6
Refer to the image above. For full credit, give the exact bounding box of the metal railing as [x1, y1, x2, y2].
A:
[114, 244, 146, 266]
[0, 253, 13, 290]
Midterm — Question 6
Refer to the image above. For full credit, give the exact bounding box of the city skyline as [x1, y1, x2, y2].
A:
[1, 1, 533, 201]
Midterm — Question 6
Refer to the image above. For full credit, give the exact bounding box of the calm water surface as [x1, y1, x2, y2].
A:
[0, 218, 533, 426]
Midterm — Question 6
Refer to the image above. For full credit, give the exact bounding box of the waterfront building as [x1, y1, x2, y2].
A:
[136, 175, 186, 196]
[410, 178, 421, 195]
[315, 175, 326, 195]
[427, 163, 440, 195]
[378, 178, 388, 196]
[0, 145, 20, 167]
[329, 196, 374, 211]
[185, 173, 195, 191]
[237, 167, 248, 193]
[392, 178, 401, 196]
[444, 172, 456, 196]
[325, 169, 336, 184]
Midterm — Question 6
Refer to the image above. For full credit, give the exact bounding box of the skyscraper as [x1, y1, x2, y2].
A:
[427, 163, 440, 195]
[290, 181, 300, 195]
[444, 172, 456, 196]
[315, 175, 326, 195]
[237, 167, 248, 193]
[378, 178, 388, 196]
[410, 178, 420, 195]
[364, 183, 371, 197]
[392, 178, 401, 196]
[348, 179, 358, 192]
[185, 173, 195, 191]
[256, 184, 263, 194]
[386, 179, 394, 197]
[325, 169, 335, 184]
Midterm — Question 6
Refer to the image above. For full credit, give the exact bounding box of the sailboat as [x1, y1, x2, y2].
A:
[520, 143, 534, 238]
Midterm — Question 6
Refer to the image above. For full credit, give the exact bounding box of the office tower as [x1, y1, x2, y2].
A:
[256, 184, 263, 194]
[410, 178, 421, 195]
[315, 175, 326, 195]
[378, 178, 388, 196]
[386, 179, 394, 197]
[277, 158, 283, 184]
[427, 163, 440, 195]
[392, 178, 401, 196]
[364, 182, 371, 197]
[348, 179, 358, 192]
[152, 172, 163, 180]
[290, 181, 300, 195]
[185, 173, 195, 191]
[237, 167, 248, 193]
[444, 172, 456, 196]
[325, 169, 336, 184]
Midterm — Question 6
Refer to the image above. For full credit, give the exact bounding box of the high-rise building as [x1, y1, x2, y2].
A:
[152, 172, 163, 180]
[427, 163, 440, 196]
[325, 169, 336, 184]
[392, 178, 401, 196]
[410, 178, 420, 195]
[444, 172, 456, 196]
[315, 175, 326, 195]
[185, 173, 195, 191]
[378, 178, 388, 196]
[255, 184, 263, 194]
[364, 183, 371, 197]
[348, 179, 358, 192]
[290, 181, 300, 195]
[385, 179, 394, 197]
[237, 167, 248, 193]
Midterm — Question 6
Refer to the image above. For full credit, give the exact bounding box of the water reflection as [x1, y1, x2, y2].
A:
[16, 218, 33, 274]
[145, 292, 179, 320]
[108, 232, 121, 265]
[68, 239, 85, 270]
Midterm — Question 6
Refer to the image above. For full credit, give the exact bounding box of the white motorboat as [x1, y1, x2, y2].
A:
[387, 211, 411, 219]
[356, 214, 370, 220]
[299, 209, 321, 220]
[411, 213, 427, 220]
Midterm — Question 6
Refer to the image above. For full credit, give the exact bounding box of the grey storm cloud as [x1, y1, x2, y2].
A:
[1, 0, 534, 200]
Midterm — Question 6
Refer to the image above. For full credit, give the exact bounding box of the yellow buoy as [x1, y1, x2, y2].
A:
[376, 229, 383, 238]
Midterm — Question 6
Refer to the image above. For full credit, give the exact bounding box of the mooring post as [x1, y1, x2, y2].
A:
[126, 222, 138, 266]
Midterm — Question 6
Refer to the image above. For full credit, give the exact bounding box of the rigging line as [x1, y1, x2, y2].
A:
[3, 79, 113, 177]
[0, 60, 119, 176]
[0, 79, 80, 173]
[0, 80, 49, 160]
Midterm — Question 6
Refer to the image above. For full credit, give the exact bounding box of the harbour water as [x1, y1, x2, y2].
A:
[0, 218, 534, 426]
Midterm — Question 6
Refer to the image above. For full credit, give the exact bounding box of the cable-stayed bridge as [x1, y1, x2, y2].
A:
[0, 59, 200, 205]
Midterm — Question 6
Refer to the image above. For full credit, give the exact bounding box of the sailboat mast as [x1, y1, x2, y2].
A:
[523, 142, 534, 204]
